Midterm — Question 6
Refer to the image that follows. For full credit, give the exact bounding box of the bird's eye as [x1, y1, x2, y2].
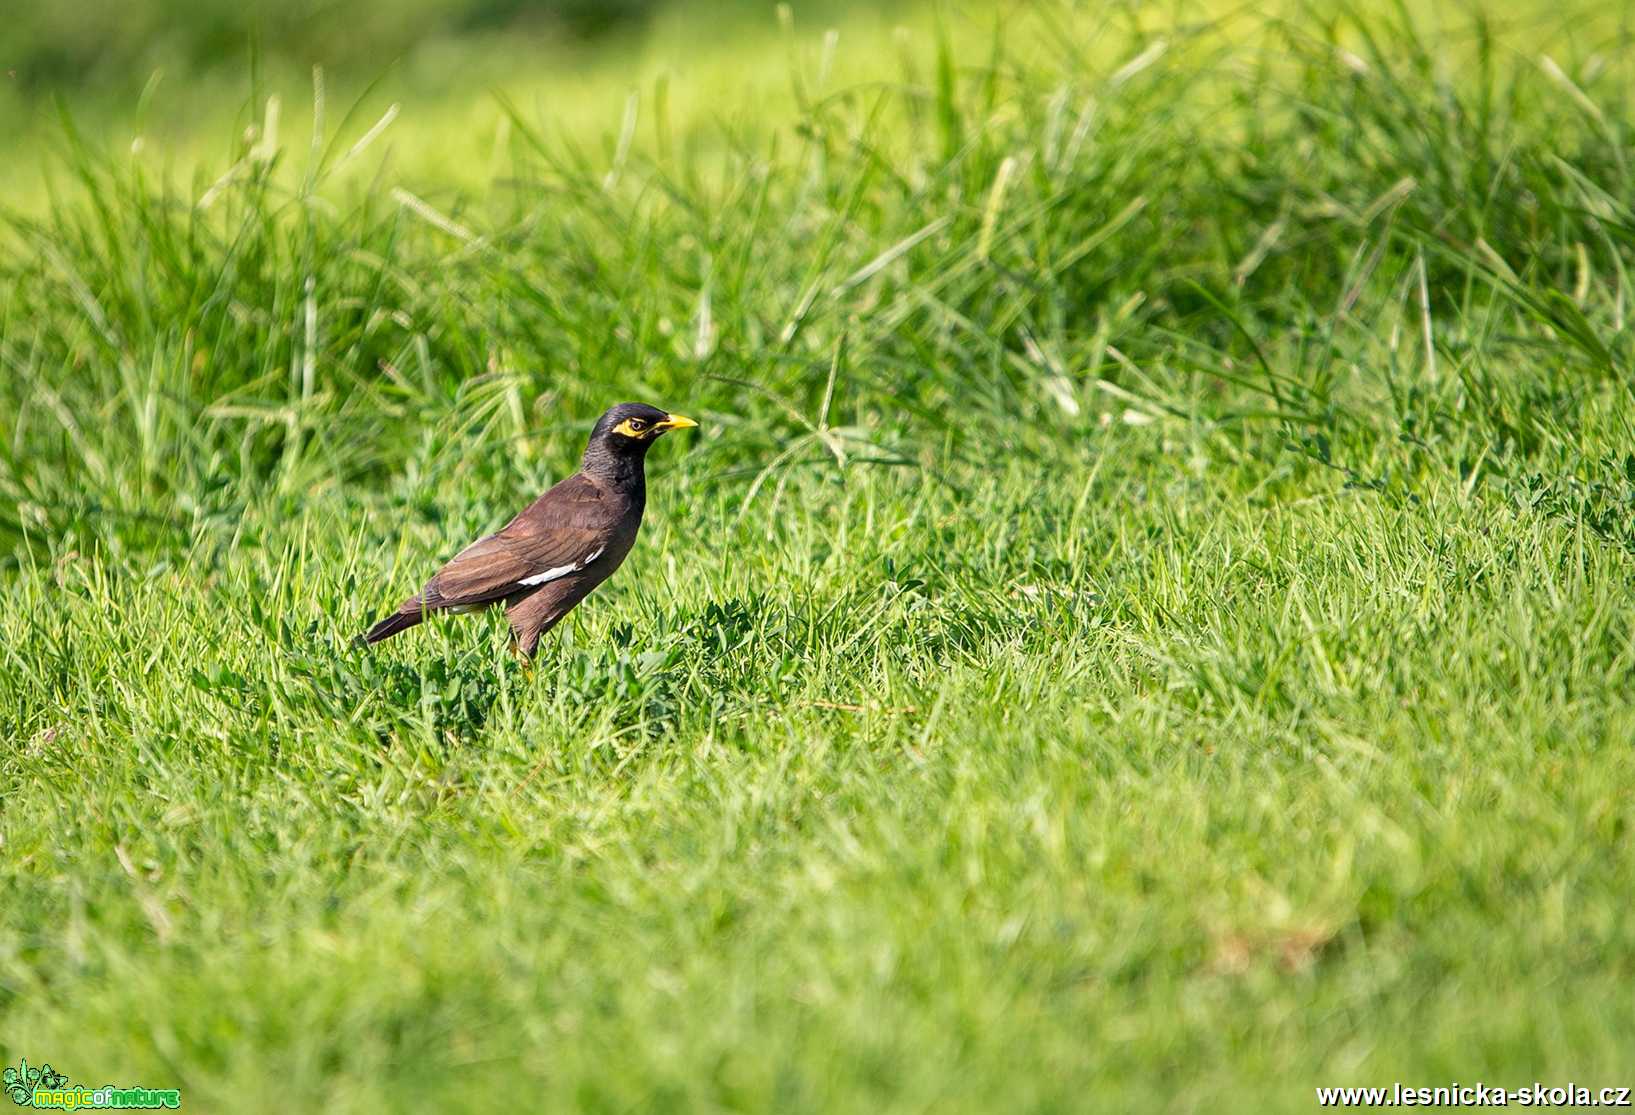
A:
[628, 419, 647, 432]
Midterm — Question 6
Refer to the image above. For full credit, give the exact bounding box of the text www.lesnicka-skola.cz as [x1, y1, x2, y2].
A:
[1316, 1083, 1631, 1108]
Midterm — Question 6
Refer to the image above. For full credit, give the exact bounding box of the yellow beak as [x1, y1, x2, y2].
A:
[656, 414, 699, 432]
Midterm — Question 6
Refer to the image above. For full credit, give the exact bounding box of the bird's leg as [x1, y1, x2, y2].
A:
[510, 639, 533, 672]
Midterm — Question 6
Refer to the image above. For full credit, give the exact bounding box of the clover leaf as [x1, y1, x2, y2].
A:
[3, 1060, 32, 1106]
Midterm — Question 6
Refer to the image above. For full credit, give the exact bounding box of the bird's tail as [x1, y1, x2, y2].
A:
[358, 601, 426, 646]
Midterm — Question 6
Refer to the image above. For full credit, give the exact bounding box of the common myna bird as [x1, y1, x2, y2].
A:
[361, 402, 697, 658]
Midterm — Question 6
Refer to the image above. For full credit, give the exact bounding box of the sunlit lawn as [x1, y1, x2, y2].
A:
[3, 0, 1634, 1109]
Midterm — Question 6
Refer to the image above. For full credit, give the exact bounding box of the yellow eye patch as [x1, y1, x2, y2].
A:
[611, 418, 649, 438]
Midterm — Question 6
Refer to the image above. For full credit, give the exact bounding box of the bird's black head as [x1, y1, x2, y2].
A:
[581, 402, 698, 484]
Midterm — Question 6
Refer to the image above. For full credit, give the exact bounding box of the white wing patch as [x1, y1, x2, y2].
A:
[517, 546, 604, 588]
[517, 563, 575, 587]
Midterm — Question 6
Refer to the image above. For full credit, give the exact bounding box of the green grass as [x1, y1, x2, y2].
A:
[4, 0, 1635, 1109]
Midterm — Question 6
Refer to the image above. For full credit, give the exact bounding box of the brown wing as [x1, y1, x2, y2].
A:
[419, 474, 620, 611]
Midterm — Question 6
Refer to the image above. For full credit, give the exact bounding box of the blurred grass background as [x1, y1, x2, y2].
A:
[0, 0, 916, 204]
[7, 0, 657, 85]
[4, 0, 1635, 1110]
